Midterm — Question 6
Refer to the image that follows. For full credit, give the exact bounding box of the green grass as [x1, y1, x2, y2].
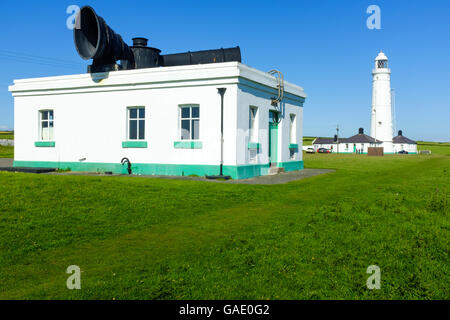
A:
[0, 131, 14, 158]
[417, 141, 450, 155]
[303, 137, 316, 146]
[0, 147, 449, 299]
[0, 132, 14, 140]
[303, 136, 332, 146]
[0, 145, 13, 158]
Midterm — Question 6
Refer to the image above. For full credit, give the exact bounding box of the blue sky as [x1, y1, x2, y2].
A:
[0, 0, 449, 141]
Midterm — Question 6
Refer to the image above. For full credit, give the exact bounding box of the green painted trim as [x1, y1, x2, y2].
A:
[289, 143, 299, 149]
[248, 142, 261, 150]
[277, 161, 304, 172]
[122, 141, 148, 148]
[13, 160, 303, 180]
[174, 141, 203, 149]
[35, 141, 55, 147]
[269, 122, 278, 163]
[237, 79, 306, 106]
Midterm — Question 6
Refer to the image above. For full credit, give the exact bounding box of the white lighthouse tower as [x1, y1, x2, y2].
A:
[370, 51, 393, 153]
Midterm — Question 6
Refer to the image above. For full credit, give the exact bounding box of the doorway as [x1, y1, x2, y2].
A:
[268, 111, 279, 166]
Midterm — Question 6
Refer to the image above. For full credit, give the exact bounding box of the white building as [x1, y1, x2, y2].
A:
[9, 62, 307, 179]
[313, 128, 381, 154]
[392, 130, 417, 154]
[313, 51, 417, 154]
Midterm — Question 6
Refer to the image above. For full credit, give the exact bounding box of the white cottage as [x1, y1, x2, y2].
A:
[9, 62, 306, 179]
[313, 128, 382, 154]
[392, 130, 418, 154]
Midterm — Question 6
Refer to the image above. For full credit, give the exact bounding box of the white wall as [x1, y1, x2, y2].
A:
[313, 142, 382, 153]
[11, 62, 306, 170]
[236, 86, 303, 165]
[393, 143, 417, 154]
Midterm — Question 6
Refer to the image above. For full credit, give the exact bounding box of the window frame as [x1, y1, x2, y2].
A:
[179, 104, 200, 141]
[127, 106, 146, 141]
[249, 106, 258, 143]
[289, 114, 296, 144]
[39, 109, 54, 141]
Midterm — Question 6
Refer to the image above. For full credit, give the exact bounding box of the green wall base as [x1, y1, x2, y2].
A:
[277, 161, 304, 172]
[13, 160, 304, 180]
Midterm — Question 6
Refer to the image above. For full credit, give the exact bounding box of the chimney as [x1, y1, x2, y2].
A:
[398, 130, 403, 136]
[359, 128, 364, 134]
[132, 37, 148, 47]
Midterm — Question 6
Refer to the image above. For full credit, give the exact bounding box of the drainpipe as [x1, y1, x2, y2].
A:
[121, 157, 132, 174]
[206, 88, 231, 180]
[218, 88, 226, 176]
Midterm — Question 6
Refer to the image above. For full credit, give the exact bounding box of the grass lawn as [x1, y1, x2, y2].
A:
[417, 141, 450, 155]
[303, 137, 316, 146]
[0, 132, 14, 140]
[0, 146, 13, 158]
[0, 146, 448, 299]
[0, 132, 14, 158]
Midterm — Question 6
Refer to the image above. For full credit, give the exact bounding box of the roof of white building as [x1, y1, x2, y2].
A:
[375, 51, 388, 61]
[313, 128, 382, 145]
[393, 131, 417, 144]
[9, 62, 306, 100]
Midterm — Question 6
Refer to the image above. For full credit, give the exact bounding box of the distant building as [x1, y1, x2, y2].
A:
[313, 51, 417, 154]
[392, 130, 417, 154]
[313, 128, 381, 154]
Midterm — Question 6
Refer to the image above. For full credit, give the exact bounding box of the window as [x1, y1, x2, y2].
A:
[40, 110, 54, 141]
[180, 105, 199, 140]
[289, 114, 296, 143]
[128, 107, 145, 140]
[249, 107, 258, 142]
[289, 149, 296, 160]
[377, 60, 388, 69]
[249, 149, 257, 163]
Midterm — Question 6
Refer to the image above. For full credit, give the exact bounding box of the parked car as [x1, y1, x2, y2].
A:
[305, 147, 315, 154]
[398, 150, 409, 154]
[317, 148, 331, 153]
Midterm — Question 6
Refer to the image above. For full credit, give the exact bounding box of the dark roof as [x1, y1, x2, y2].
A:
[313, 134, 381, 145]
[313, 138, 335, 144]
[393, 135, 417, 144]
[343, 133, 382, 144]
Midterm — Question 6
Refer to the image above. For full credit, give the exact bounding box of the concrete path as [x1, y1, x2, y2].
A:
[0, 158, 13, 167]
[46, 168, 335, 185]
[226, 169, 335, 185]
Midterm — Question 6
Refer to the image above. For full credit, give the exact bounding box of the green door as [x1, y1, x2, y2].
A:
[269, 111, 278, 165]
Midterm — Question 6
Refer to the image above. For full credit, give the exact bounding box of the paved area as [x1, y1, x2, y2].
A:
[47, 168, 335, 185]
[225, 169, 335, 184]
[0, 158, 13, 167]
